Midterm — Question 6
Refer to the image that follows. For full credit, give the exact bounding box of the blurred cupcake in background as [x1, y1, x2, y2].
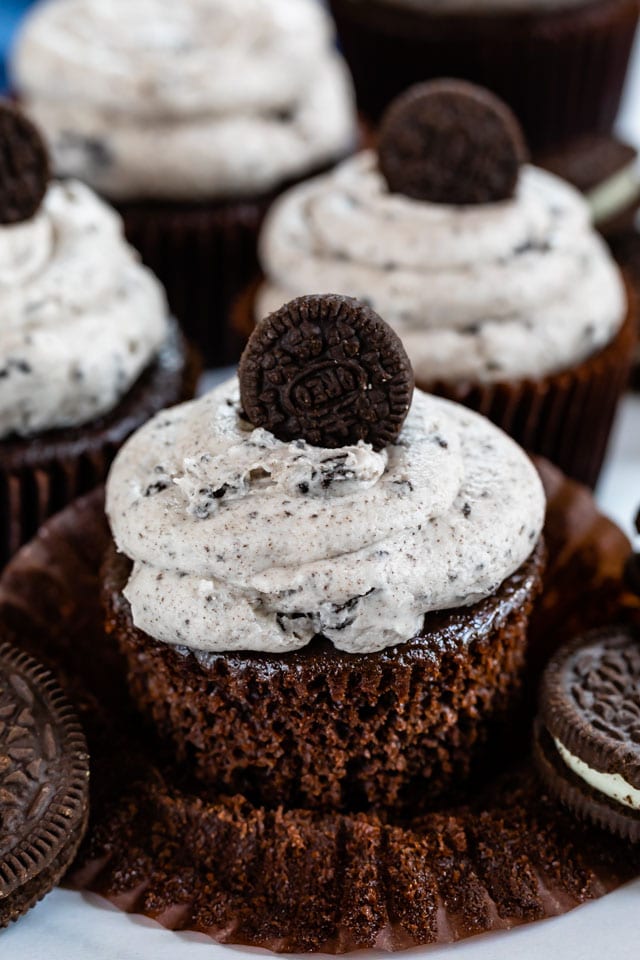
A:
[328, 0, 639, 152]
[11, 0, 357, 365]
[0, 101, 198, 564]
[236, 81, 636, 488]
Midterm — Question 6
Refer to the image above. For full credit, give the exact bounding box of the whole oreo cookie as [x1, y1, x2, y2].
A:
[534, 627, 640, 843]
[0, 641, 89, 926]
[0, 101, 50, 224]
[239, 295, 414, 450]
[378, 79, 527, 205]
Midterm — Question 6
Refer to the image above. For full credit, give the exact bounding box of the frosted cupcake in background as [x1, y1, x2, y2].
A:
[328, 0, 639, 152]
[237, 81, 636, 488]
[0, 101, 198, 563]
[11, 0, 357, 365]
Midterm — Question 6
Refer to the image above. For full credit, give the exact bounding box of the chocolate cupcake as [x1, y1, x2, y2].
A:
[103, 295, 546, 811]
[0, 102, 198, 564]
[244, 82, 636, 488]
[327, 0, 638, 151]
[11, 0, 357, 366]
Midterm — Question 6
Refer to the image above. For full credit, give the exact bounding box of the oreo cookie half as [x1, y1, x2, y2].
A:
[0, 642, 89, 926]
[378, 79, 527, 205]
[0, 100, 50, 224]
[239, 294, 414, 450]
[534, 627, 640, 843]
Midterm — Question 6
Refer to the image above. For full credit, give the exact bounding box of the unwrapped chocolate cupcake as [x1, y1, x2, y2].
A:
[328, 0, 639, 150]
[246, 82, 636, 488]
[0, 102, 198, 564]
[104, 294, 546, 812]
[11, 0, 357, 365]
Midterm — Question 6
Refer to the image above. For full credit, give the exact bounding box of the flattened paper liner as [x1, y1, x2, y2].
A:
[0, 460, 638, 953]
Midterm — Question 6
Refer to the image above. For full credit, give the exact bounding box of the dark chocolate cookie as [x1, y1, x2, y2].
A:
[0, 642, 89, 926]
[378, 80, 527, 205]
[239, 294, 414, 450]
[0, 101, 50, 224]
[534, 627, 640, 843]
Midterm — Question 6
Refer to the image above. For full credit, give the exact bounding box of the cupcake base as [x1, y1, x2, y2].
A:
[0, 460, 637, 951]
[0, 321, 199, 566]
[328, 0, 639, 151]
[102, 539, 545, 812]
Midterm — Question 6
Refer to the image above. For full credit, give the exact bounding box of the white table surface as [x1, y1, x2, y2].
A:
[5, 27, 640, 960]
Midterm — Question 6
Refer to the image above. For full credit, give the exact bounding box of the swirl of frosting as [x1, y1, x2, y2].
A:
[258, 151, 626, 383]
[106, 378, 545, 655]
[12, 0, 356, 201]
[0, 180, 169, 438]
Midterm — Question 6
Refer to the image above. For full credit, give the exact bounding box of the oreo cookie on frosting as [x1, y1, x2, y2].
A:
[378, 79, 528, 205]
[0, 641, 89, 926]
[239, 294, 414, 450]
[0, 100, 50, 224]
[534, 626, 640, 843]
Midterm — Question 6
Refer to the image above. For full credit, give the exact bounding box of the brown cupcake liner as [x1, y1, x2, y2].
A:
[0, 322, 200, 567]
[117, 148, 363, 369]
[0, 460, 637, 950]
[103, 539, 545, 812]
[329, 0, 639, 151]
[119, 198, 267, 369]
[233, 281, 637, 489]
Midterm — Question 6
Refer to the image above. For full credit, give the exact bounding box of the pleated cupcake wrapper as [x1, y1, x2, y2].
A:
[329, 0, 639, 151]
[424, 305, 636, 490]
[0, 327, 200, 567]
[534, 722, 640, 844]
[0, 463, 637, 951]
[234, 282, 637, 489]
[119, 199, 267, 369]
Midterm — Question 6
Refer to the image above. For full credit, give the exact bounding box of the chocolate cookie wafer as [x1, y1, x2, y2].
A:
[534, 626, 640, 843]
[378, 80, 527, 205]
[0, 100, 50, 224]
[0, 642, 89, 926]
[239, 294, 414, 450]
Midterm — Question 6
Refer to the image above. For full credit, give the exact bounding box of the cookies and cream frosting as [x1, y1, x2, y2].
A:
[0, 179, 169, 438]
[106, 378, 545, 655]
[12, 0, 356, 201]
[258, 151, 626, 384]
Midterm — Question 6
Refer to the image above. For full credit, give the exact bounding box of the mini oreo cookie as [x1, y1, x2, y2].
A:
[0, 642, 89, 926]
[0, 101, 50, 224]
[378, 80, 527, 205]
[239, 294, 414, 450]
[534, 627, 640, 843]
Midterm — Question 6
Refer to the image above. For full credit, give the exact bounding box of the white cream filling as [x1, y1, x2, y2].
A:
[587, 160, 640, 226]
[555, 738, 640, 811]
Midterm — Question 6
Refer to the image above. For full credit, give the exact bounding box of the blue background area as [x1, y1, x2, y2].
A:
[0, 1, 34, 91]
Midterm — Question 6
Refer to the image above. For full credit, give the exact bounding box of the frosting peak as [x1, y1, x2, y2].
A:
[0, 179, 170, 438]
[106, 378, 545, 655]
[258, 151, 626, 383]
